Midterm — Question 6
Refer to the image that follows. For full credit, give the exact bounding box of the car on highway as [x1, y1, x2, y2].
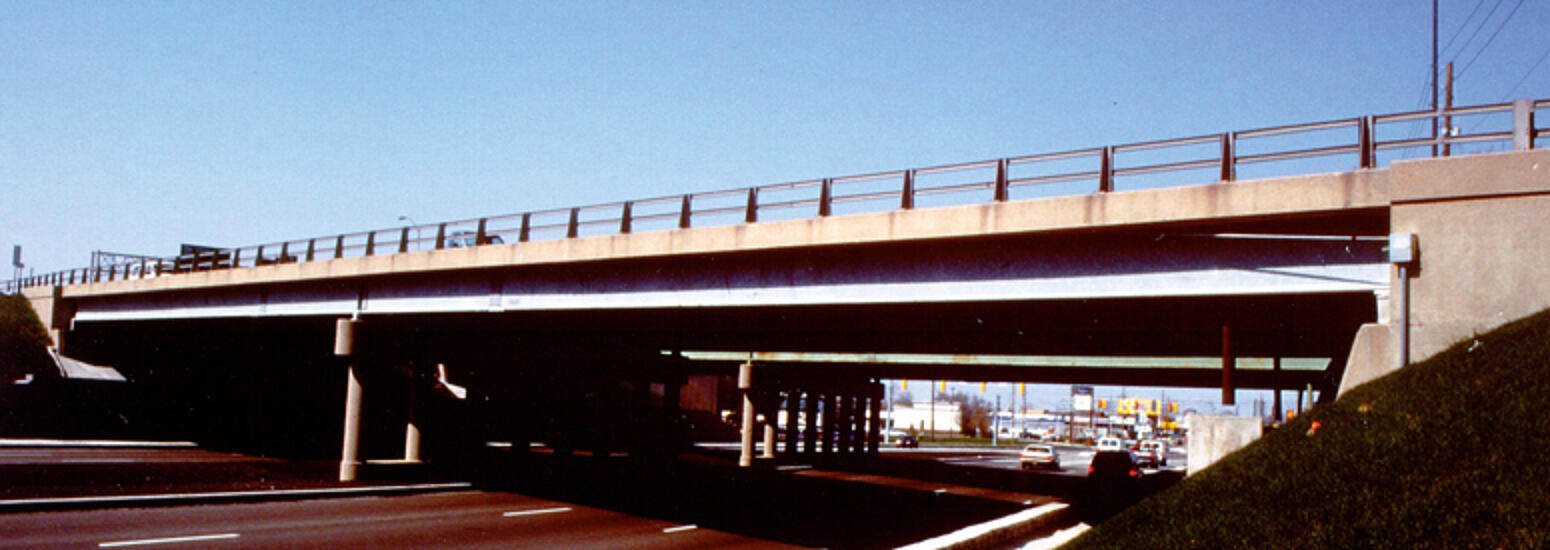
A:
[1095, 437, 1124, 452]
[1019, 444, 1061, 470]
[1088, 450, 1143, 481]
[1132, 440, 1167, 467]
[884, 430, 919, 447]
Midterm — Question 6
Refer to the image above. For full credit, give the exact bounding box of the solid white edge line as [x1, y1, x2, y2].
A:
[502, 506, 572, 517]
[99, 533, 240, 547]
[0, 482, 473, 508]
[896, 503, 1069, 550]
[662, 524, 698, 534]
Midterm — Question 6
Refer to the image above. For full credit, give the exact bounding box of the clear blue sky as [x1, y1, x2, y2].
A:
[4, 2, 1547, 411]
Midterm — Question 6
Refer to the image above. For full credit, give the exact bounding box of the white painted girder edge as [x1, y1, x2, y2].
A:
[73, 262, 1387, 322]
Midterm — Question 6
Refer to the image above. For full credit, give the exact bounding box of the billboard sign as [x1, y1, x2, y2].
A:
[1071, 385, 1093, 412]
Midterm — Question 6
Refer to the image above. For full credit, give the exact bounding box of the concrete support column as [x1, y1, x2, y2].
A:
[783, 388, 800, 455]
[803, 390, 819, 455]
[867, 382, 883, 455]
[821, 393, 837, 455]
[760, 388, 777, 460]
[738, 361, 756, 468]
[664, 375, 683, 450]
[853, 393, 867, 454]
[335, 318, 363, 482]
[403, 370, 422, 463]
[633, 375, 652, 452]
[843, 393, 855, 455]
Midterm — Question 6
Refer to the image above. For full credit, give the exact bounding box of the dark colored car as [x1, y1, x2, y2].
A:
[895, 434, 919, 448]
[1088, 450, 1143, 480]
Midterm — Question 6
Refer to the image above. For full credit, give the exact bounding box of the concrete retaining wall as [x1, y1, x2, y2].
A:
[1185, 414, 1262, 476]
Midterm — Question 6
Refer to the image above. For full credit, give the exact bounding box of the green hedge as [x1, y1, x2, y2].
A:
[0, 293, 53, 382]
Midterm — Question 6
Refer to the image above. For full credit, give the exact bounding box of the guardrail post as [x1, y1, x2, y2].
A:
[1220, 133, 1236, 181]
[398, 228, 410, 253]
[993, 159, 1009, 202]
[1514, 98, 1535, 151]
[901, 170, 915, 210]
[1099, 146, 1115, 193]
[744, 189, 758, 223]
[334, 235, 345, 259]
[280, 242, 291, 263]
[519, 214, 532, 242]
[679, 195, 693, 229]
[1359, 116, 1375, 169]
[306, 239, 316, 262]
[566, 208, 580, 238]
[364, 232, 375, 256]
[621, 201, 634, 234]
[819, 178, 833, 217]
[475, 218, 488, 245]
[231, 248, 243, 268]
[434, 224, 447, 250]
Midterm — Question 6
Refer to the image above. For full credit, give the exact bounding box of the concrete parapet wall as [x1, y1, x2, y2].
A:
[61, 169, 1389, 298]
[1185, 414, 1262, 476]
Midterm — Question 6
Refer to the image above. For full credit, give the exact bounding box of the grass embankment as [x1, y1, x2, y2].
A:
[1067, 308, 1550, 548]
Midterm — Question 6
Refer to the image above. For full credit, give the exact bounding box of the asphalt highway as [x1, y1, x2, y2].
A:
[1, 490, 801, 549]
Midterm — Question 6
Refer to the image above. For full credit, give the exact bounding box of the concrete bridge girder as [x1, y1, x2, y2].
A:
[68, 231, 1387, 323]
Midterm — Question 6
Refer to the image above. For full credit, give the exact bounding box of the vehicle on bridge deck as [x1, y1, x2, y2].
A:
[1019, 444, 1060, 470]
[446, 230, 504, 248]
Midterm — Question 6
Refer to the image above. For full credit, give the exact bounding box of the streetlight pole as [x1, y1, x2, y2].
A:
[397, 216, 422, 251]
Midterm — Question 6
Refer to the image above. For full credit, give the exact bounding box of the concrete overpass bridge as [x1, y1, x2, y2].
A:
[11, 98, 1548, 473]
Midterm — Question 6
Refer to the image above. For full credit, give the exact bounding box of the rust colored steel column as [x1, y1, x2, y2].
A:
[1222, 324, 1236, 406]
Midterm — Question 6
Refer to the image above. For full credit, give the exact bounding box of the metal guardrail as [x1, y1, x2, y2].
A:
[5, 98, 1545, 294]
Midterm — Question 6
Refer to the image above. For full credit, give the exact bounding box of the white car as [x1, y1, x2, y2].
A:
[1096, 437, 1124, 452]
[1135, 440, 1167, 467]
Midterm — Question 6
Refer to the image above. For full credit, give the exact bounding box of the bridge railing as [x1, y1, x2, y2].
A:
[5, 98, 1544, 294]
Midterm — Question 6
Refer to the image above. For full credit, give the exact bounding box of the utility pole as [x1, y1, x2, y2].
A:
[929, 381, 936, 442]
[1431, 0, 1439, 157]
[993, 395, 1001, 446]
[1443, 61, 1455, 156]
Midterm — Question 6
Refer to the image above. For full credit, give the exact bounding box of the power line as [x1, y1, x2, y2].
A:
[1500, 41, 1550, 100]
[1456, 0, 1526, 79]
[1448, 0, 1508, 62]
[1440, 0, 1489, 58]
